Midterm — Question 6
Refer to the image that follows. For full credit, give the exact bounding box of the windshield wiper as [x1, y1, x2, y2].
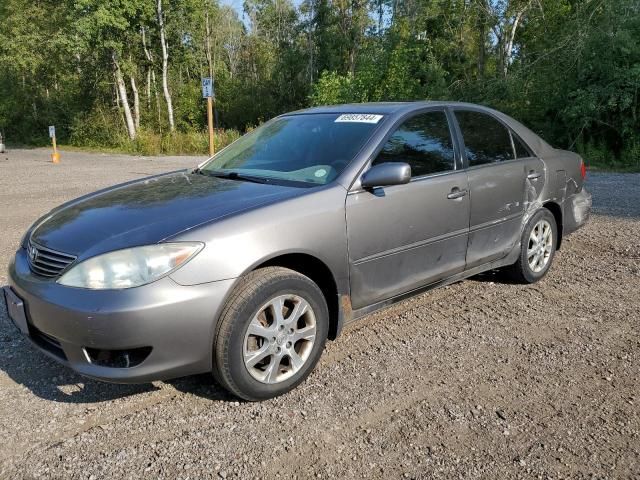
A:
[197, 170, 270, 184]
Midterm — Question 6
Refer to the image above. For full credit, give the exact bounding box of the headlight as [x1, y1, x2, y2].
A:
[57, 243, 203, 289]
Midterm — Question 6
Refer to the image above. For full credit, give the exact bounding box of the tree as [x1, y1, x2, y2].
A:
[0, 0, 637, 166]
[156, 0, 175, 132]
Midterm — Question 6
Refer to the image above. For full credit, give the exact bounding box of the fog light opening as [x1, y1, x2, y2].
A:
[84, 346, 152, 368]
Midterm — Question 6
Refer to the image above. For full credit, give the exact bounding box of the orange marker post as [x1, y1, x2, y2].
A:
[49, 125, 60, 163]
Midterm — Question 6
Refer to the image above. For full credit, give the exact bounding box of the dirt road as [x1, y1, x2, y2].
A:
[0, 149, 638, 479]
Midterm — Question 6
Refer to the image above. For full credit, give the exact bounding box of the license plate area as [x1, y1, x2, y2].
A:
[3, 287, 29, 335]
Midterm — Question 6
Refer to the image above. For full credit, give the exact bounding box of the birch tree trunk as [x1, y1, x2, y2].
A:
[141, 28, 153, 110]
[145, 69, 151, 109]
[477, 0, 487, 79]
[156, 0, 175, 132]
[114, 81, 127, 131]
[130, 76, 140, 130]
[151, 70, 162, 132]
[503, 9, 525, 77]
[502, 1, 532, 77]
[113, 52, 137, 140]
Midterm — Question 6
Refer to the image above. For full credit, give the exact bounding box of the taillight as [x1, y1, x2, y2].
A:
[580, 158, 586, 179]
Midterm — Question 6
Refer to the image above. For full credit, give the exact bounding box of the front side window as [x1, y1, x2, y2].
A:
[201, 113, 383, 186]
[455, 110, 514, 166]
[373, 110, 455, 177]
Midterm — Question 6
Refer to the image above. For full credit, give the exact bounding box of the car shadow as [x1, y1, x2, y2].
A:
[168, 374, 236, 402]
[469, 269, 521, 285]
[0, 299, 231, 404]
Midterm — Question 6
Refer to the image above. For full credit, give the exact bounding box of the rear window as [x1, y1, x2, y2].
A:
[455, 110, 514, 166]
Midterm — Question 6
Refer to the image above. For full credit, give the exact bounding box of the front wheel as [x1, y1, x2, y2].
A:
[507, 208, 558, 283]
[213, 267, 329, 401]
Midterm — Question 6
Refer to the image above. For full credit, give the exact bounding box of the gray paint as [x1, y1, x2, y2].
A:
[6, 101, 591, 383]
[346, 170, 470, 308]
[360, 162, 411, 188]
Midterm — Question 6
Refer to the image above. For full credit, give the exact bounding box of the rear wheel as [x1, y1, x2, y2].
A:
[213, 267, 328, 401]
[507, 208, 557, 283]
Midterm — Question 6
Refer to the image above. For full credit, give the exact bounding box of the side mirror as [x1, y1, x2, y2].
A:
[361, 162, 411, 189]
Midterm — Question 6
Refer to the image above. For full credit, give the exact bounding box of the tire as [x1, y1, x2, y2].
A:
[213, 267, 329, 401]
[507, 208, 558, 284]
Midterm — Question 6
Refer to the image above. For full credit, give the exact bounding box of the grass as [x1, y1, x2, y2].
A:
[56, 144, 173, 156]
[66, 125, 241, 156]
[7, 129, 242, 157]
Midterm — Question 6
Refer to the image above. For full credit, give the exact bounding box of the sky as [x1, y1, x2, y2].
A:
[221, 0, 304, 21]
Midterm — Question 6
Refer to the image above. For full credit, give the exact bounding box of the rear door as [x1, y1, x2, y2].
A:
[346, 109, 470, 309]
[452, 109, 545, 268]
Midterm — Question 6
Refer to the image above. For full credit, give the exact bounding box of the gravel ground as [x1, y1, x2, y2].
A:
[0, 148, 638, 479]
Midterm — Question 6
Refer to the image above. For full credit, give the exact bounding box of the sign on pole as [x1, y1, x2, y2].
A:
[202, 77, 214, 98]
[48, 125, 56, 138]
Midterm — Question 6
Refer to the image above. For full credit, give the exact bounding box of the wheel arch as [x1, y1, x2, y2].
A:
[250, 253, 342, 340]
[543, 201, 563, 249]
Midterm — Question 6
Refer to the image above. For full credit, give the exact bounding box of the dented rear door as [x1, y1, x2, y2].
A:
[453, 109, 545, 268]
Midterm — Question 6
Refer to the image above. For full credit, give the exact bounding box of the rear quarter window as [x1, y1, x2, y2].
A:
[512, 132, 534, 158]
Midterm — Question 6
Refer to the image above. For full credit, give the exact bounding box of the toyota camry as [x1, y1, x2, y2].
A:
[4, 102, 591, 400]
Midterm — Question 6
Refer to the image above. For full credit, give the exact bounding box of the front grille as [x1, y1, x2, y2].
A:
[27, 241, 76, 278]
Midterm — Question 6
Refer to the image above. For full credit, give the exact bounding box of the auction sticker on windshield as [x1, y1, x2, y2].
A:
[335, 114, 383, 124]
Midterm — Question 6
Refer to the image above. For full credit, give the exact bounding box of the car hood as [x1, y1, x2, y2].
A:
[30, 171, 303, 258]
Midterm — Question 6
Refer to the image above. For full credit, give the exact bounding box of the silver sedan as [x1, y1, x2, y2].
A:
[4, 102, 591, 400]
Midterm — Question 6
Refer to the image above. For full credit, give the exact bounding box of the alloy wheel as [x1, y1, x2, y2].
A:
[243, 294, 317, 384]
[527, 219, 553, 273]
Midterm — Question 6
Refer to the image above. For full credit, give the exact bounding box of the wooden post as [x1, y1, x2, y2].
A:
[207, 96, 215, 156]
[49, 125, 60, 163]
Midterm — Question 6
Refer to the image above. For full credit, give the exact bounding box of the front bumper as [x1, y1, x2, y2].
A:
[5, 247, 235, 383]
[564, 187, 592, 236]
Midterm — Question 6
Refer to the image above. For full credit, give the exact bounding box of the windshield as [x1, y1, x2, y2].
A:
[200, 113, 384, 186]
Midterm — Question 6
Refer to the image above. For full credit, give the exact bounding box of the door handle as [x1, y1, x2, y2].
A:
[527, 170, 542, 180]
[447, 188, 468, 200]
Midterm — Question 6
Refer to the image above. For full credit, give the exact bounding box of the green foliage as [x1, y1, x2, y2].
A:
[68, 105, 239, 155]
[0, 0, 638, 166]
[310, 20, 450, 105]
[132, 129, 240, 156]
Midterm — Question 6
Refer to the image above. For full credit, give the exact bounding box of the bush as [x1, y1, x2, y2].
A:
[69, 106, 128, 149]
[68, 107, 240, 156]
[578, 140, 640, 171]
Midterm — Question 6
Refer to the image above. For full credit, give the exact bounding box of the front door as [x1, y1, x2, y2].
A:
[346, 109, 470, 309]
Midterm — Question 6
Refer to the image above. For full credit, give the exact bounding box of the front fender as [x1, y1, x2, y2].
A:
[169, 185, 349, 291]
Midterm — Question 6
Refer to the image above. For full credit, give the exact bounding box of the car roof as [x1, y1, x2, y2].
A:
[289, 101, 492, 116]
[288, 101, 555, 157]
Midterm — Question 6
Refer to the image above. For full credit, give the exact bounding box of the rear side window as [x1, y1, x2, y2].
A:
[455, 110, 514, 166]
[373, 110, 455, 177]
